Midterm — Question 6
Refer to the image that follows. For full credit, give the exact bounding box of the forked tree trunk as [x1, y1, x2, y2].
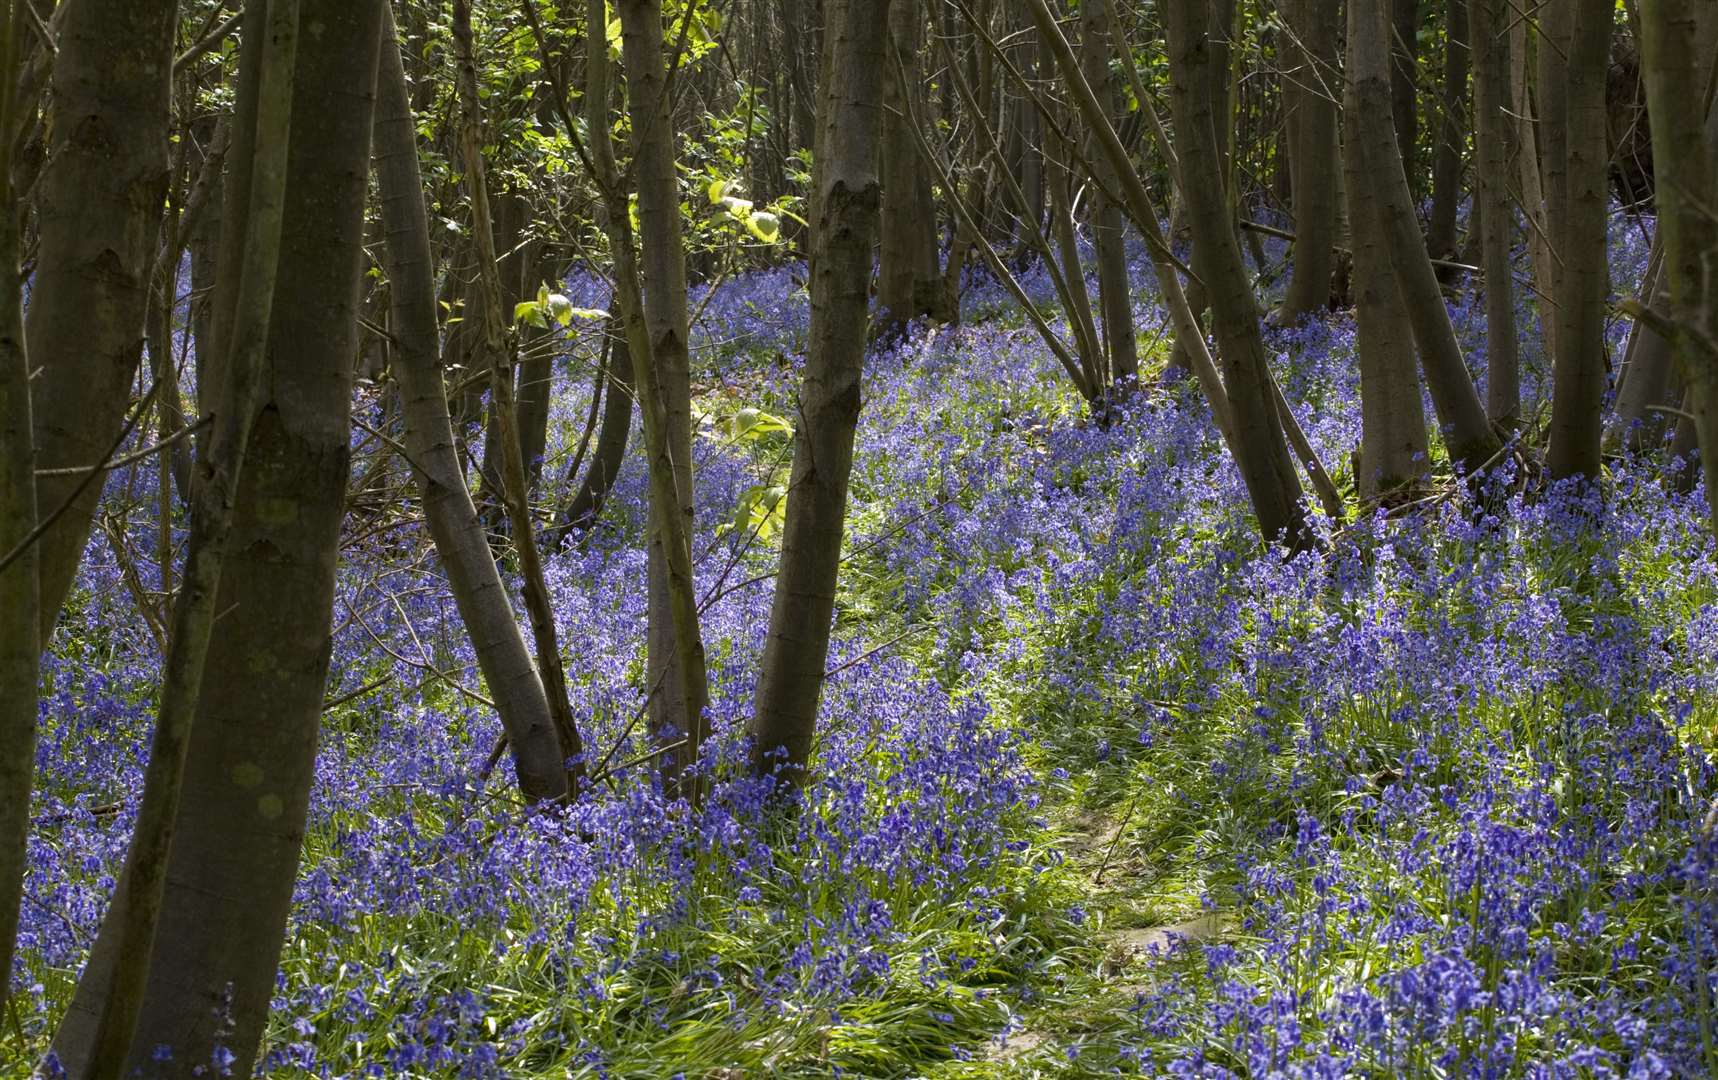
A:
[1163, 0, 1313, 548]
[1350, 0, 1501, 474]
[1511, 16, 1560, 370]
[1547, 0, 1614, 482]
[1279, 0, 1340, 322]
[26, 0, 177, 642]
[1345, 67, 1432, 502]
[372, 8, 570, 803]
[53, 3, 307, 1074]
[68, 6, 383, 1072]
[1639, 0, 1718, 537]
[752, 0, 892, 781]
[609, 0, 711, 787]
[1471, 0, 1520, 426]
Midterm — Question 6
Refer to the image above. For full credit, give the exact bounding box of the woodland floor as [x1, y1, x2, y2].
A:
[13, 218, 1718, 1077]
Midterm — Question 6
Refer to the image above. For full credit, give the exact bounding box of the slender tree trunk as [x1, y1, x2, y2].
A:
[879, 0, 942, 331]
[1471, 0, 1520, 426]
[559, 321, 635, 538]
[1639, 0, 1718, 536]
[372, 7, 570, 802]
[1077, 0, 1138, 385]
[54, 4, 305, 1074]
[1537, 0, 1573, 366]
[1165, 0, 1233, 377]
[476, 190, 531, 525]
[1045, 121, 1106, 396]
[452, 0, 587, 783]
[26, 0, 177, 642]
[1345, 52, 1432, 502]
[0, 0, 36, 1017]
[66, 5, 383, 1072]
[1351, 0, 1501, 474]
[612, 0, 711, 787]
[189, 116, 224, 420]
[1547, 0, 1614, 482]
[1512, 16, 1560, 370]
[1280, 0, 1341, 323]
[1164, 0, 1313, 548]
[753, 0, 892, 782]
[1428, 0, 1468, 265]
[1390, 0, 1419, 184]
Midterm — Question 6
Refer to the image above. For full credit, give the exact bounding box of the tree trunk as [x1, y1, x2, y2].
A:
[53, 3, 310, 1074]
[1279, 0, 1341, 322]
[614, 0, 711, 787]
[1164, 0, 1233, 377]
[26, 0, 177, 643]
[878, 0, 942, 331]
[1512, 15, 1560, 371]
[1547, 0, 1614, 482]
[452, 0, 587, 783]
[1077, 0, 1138, 385]
[0, 0, 37, 1017]
[1351, 0, 1501, 474]
[1639, 0, 1718, 536]
[1390, 0, 1419, 184]
[1345, 42, 1432, 502]
[559, 321, 635, 539]
[71, 5, 380, 1070]
[476, 190, 532, 526]
[372, 6, 570, 802]
[1428, 0, 1469, 265]
[753, 0, 892, 782]
[1164, 0, 1312, 548]
[1471, 0, 1520, 426]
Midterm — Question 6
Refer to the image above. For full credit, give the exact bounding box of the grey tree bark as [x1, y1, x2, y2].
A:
[1076, 0, 1138, 385]
[878, 0, 944, 331]
[0, 0, 36, 1018]
[26, 0, 176, 642]
[53, 3, 310, 1074]
[1390, 0, 1419, 182]
[453, 0, 587, 782]
[1471, 0, 1520, 426]
[753, 0, 892, 781]
[1344, 40, 1432, 503]
[1280, 0, 1341, 323]
[1428, 0, 1469, 265]
[1639, 0, 1718, 536]
[1163, 0, 1313, 548]
[610, 0, 711, 787]
[1350, 0, 1501, 475]
[372, 7, 570, 802]
[1547, 0, 1614, 482]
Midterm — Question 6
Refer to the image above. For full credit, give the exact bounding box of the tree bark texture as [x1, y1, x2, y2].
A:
[373, 6, 571, 803]
[26, 0, 177, 642]
[753, 0, 892, 780]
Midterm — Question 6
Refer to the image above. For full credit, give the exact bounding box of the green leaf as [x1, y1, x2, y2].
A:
[744, 210, 781, 244]
[513, 300, 547, 329]
[730, 407, 793, 441]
